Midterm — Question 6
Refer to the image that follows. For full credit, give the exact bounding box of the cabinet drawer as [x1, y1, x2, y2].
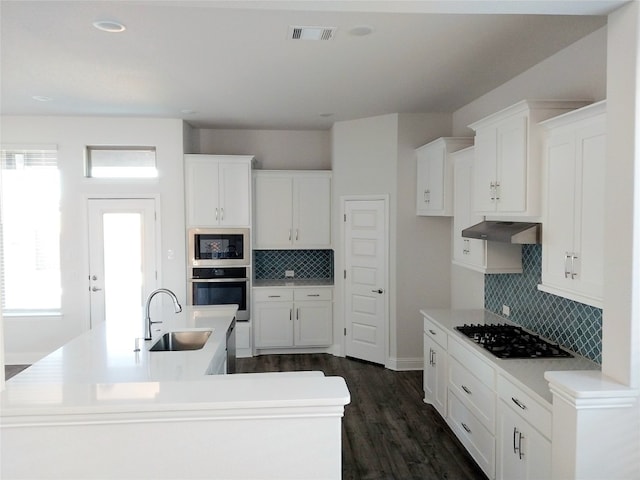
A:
[497, 375, 552, 439]
[449, 357, 496, 433]
[253, 288, 294, 302]
[448, 392, 496, 479]
[449, 336, 495, 388]
[294, 288, 332, 301]
[423, 316, 447, 350]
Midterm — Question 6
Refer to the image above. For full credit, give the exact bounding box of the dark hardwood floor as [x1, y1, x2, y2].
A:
[238, 353, 488, 480]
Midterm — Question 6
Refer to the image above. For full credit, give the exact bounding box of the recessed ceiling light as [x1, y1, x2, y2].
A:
[32, 95, 53, 102]
[92, 20, 126, 33]
[348, 25, 374, 37]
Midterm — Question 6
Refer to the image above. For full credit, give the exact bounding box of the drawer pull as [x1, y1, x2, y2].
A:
[307, 294, 320, 297]
[461, 422, 472, 434]
[461, 385, 472, 395]
[428, 329, 437, 335]
[511, 397, 527, 410]
[268, 295, 282, 298]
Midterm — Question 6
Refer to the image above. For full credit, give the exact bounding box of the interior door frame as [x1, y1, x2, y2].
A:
[340, 194, 390, 366]
[84, 194, 162, 331]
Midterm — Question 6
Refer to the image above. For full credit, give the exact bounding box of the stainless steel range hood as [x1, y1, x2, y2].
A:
[461, 221, 541, 244]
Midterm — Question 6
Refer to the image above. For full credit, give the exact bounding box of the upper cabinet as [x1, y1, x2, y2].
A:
[469, 100, 589, 216]
[185, 155, 254, 228]
[538, 101, 606, 308]
[451, 146, 522, 274]
[253, 171, 332, 249]
[416, 137, 473, 216]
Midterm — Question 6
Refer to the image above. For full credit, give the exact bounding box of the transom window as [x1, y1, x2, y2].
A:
[85, 146, 157, 178]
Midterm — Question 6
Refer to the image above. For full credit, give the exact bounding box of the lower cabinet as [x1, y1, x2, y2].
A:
[423, 317, 448, 417]
[254, 287, 333, 349]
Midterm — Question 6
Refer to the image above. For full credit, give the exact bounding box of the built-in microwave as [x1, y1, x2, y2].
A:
[188, 228, 250, 267]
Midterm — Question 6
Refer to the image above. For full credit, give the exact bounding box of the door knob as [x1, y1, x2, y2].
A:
[371, 289, 384, 294]
[91, 286, 102, 292]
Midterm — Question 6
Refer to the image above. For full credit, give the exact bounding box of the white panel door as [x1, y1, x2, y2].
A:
[294, 175, 331, 248]
[496, 114, 528, 213]
[185, 158, 220, 226]
[87, 198, 157, 336]
[219, 162, 251, 226]
[254, 175, 293, 247]
[344, 199, 387, 365]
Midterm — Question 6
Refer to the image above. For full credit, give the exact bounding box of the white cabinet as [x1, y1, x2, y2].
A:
[447, 336, 497, 479]
[451, 147, 522, 274]
[254, 287, 333, 349]
[416, 137, 473, 216]
[538, 101, 606, 308]
[423, 317, 448, 418]
[469, 100, 588, 216]
[496, 376, 552, 480]
[185, 155, 254, 227]
[254, 171, 331, 249]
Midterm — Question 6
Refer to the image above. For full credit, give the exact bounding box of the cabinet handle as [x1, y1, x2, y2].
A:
[289, 229, 292, 241]
[461, 422, 472, 434]
[307, 294, 320, 297]
[220, 207, 224, 221]
[564, 253, 571, 278]
[267, 295, 281, 298]
[296, 229, 299, 241]
[519, 431, 524, 460]
[511, 397, 527, 410]
[215, 208, 219, 221]
[513, 427, 520, 455]
[571, 254, 578, 279]
[489, 182, 496, 200]
[430, 348, 436, 366]
[428, 329, 436, 335]
[461, 385, 472, 395]
[289, 309, 292, 321]
[495, 181, 501, 201]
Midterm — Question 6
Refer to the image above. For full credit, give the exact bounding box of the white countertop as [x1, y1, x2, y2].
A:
[420, 308, 600, 405]
[253, 278, 334, 287]
[6, 305, 236, 385]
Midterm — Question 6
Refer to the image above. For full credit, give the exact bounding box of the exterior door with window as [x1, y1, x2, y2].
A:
[87, 198, 157, 336]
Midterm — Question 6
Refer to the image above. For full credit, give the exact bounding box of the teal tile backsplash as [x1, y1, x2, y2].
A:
[485, 245, 602, 364]
[254, 250, 334, 279]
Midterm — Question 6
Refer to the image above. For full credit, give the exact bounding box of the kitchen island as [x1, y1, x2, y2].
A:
[1, 305, 351, 479]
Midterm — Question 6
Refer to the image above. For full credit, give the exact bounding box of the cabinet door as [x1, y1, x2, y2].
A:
[254, 175, 293, 248]
[497, 402, 551, 480]
[417, 146, 446, 215]
[185, 158, 220, 227]
[472, 127, 498, 213]
[295, 300, 332, 346]
[254, 301, 294, 348]
[293, 175, 331, 248]
[496, 114, 528, 213]
[453, 149, 486, 269]
[423, 334, 447, 418]
[219, 162, 251, 226]
[573, 123, 606, 300]
[542, 131, 577, 290]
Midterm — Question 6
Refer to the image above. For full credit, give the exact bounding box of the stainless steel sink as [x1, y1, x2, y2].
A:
[149, 330, 212, 352]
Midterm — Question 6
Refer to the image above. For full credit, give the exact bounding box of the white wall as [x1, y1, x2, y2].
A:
[197, 129, 331, 170]
[332, 113, 453, 367]
[0, 117, 186, 364]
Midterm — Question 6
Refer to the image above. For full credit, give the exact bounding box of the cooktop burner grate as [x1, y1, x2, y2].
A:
[454, 324, 573, 359]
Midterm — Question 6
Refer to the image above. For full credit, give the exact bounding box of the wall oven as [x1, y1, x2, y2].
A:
[188, 228, 250, 267]
[187, 267, 250, 321]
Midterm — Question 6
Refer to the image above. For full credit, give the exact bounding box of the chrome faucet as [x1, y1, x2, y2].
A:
[144, 288, 182, 340]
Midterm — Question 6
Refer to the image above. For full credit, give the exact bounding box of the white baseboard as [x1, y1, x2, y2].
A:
[386, 356, 424, 371]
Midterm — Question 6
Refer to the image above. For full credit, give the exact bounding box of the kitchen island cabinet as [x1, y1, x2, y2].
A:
[538, 101, 606, 308]
[1, 304, 350, 479]
[253, 170, 331, 249]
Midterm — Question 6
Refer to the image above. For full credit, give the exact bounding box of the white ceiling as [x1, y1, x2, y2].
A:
[0, 1, 624, 130]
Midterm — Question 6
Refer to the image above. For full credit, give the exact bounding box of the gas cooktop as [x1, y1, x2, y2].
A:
[454, 324, 573, 359]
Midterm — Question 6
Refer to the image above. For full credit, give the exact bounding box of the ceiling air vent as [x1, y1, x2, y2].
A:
[289, 26, 336, 41]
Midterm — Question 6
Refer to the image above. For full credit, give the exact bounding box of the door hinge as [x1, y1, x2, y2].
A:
[344, 327, 347, 336]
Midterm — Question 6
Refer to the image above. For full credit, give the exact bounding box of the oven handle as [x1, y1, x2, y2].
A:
[189, 278, 249, 283]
